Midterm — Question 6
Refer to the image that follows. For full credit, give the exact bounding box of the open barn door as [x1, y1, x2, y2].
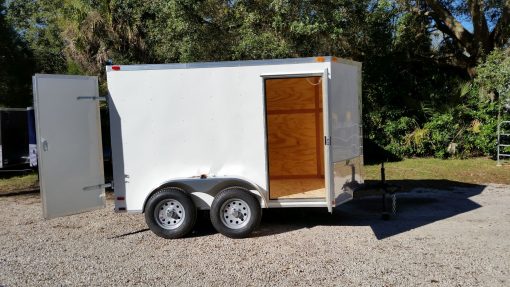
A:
[33, 75, 106, 219]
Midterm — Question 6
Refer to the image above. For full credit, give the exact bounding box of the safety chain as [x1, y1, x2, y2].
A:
[392, 193, 397, 215]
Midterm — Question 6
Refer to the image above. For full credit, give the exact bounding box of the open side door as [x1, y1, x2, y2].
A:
[326, 63, 364, 211]
[33, 74, 106, 219]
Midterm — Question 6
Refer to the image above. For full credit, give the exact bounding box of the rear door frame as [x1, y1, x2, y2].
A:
[260, 71, 331, 208]
[321, 68, 335, 212]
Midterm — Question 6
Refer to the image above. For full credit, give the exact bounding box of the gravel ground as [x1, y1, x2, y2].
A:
[1, 183, 509, 286]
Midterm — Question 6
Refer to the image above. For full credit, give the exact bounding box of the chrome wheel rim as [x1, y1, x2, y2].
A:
[220, 199, 251, 229]
[154, 199, 185, 230]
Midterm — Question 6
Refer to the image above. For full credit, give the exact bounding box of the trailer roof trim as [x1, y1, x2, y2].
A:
[260, 71, 325, 78]
[34, 74, 98, 81]
[0, 107, 30, 111]
[105, 56, 361, 72]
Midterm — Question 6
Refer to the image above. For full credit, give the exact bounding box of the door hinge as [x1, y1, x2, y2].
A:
[83, 183, 112, 191]
[325, 136, 331, 145]
[77, 96, 107, 101]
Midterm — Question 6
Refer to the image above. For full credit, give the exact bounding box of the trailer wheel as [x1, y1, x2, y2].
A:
[144, 188, 196, 239]
[210, 188, 261, 238]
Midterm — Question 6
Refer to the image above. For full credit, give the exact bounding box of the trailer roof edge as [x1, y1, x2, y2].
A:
[105, 56, 361, 72]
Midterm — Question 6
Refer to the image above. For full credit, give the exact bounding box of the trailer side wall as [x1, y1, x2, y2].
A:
[107, 61, 331, 211]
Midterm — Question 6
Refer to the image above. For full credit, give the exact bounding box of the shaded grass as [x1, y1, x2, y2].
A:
[0, 173, 39, 194]
[0, 158, 508, 194]
[364, 157, 510, 188]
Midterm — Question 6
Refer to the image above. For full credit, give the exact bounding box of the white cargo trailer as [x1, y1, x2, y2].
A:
[33, 56, 364, 238]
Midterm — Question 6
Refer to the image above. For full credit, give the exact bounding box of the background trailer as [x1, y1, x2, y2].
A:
[0, 107, 37, 170]
[33, 56, 363, 238]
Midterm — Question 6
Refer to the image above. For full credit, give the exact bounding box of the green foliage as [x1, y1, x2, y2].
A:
[423, 112, 456, 158]
[0, 0, 35, 107]
[378, 115, 431, 158]
[6, 0, 66, 74]
[1, 0, 508, 160]
[373, 51, 506, 160]
[375, 83, 501, 159]
[475, 49, 510, 105]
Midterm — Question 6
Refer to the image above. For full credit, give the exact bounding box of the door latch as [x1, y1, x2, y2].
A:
[83, 183, 112, 191]
[41, 138, 49, 151]
[324, 136, 331, 145]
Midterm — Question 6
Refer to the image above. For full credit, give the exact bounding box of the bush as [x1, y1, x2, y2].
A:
[423, 112, 456, 158]
[383, 117, 421, 157]
[363, 48, 509, 159]
[475, 48, 510, 105]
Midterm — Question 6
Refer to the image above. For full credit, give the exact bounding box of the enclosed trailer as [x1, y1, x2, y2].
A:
[0, 107, 36, 170]
[33, 56, 363, 238]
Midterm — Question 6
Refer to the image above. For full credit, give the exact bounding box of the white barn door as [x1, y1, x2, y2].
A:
[33, 74, 106, 219]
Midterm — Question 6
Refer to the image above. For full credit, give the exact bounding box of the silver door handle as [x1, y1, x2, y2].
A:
[41, 138, 48, 151]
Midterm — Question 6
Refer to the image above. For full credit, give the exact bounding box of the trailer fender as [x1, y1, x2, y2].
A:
[143, 177, 267, 212]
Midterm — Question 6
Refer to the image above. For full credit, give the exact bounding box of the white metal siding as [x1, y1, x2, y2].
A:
[330, 62, 362, 162]
[107, 62, 331, 211]
[329, 61, 364, 205]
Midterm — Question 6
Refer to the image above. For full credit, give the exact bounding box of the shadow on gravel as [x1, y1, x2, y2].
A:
[0, 188, 39, 197]
[108, 180, 486, 240]
[252, 180, 485, 240]
[108, 228, 150, 239]
[108, 211, 219, 239]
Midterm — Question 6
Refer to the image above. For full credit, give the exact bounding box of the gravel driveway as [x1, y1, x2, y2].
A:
[1, 183, 509, 286]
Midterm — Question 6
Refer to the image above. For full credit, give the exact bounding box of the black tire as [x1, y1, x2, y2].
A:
[144, 188, 197, 239]
[210, 188, 261, 238]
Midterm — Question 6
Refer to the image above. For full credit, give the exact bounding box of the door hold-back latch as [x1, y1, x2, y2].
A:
[83, 183, 112, 191]
[76, 96, 107, 101]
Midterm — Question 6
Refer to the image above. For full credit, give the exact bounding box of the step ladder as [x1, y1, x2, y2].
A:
[497, 121, 510, 166]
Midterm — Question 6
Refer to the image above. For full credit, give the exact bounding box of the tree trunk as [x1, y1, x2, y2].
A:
[421, 0, 510, 77]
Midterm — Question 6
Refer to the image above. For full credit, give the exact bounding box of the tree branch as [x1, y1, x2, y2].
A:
[424, 0, 474, 52]
[490, 0, 510, 47]
[469, 0, 491, 54]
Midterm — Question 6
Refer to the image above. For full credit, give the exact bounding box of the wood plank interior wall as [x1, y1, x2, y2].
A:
[265, 77, 325, 199]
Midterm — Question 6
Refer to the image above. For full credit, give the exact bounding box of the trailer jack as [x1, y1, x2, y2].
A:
[353, 162, 400, 220]
[380, 162, 399, 220]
